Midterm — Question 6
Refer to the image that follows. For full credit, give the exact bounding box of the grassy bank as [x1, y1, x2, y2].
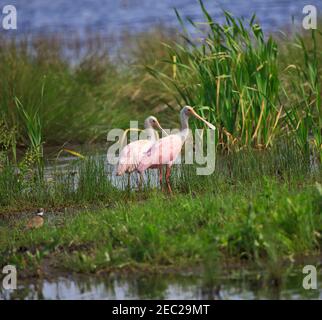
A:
[0, 175, 321, 277]
[0, 143, 321, 276]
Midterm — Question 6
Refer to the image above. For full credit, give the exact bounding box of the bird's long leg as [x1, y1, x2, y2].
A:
[159, 167, 163, 191]
[138, 172, 143, 191]
[127, 173, 131, 190]
[165, 165, 172, 194]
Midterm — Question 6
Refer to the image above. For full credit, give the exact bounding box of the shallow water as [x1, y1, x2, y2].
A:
[1, 264, 322, 300]
[44, 152, 162, 191]
[3, 0, 321, 37]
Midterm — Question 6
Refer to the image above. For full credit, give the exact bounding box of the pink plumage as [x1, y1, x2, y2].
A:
[116, 116, 166, 179]
[116, 140, 155, 175]
[136, 106, 215, 193]
[137, 134, 184, 172]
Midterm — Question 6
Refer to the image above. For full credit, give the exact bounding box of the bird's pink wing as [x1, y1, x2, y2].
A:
[138, 135, 183, 172]
[117, 140, 151, 174]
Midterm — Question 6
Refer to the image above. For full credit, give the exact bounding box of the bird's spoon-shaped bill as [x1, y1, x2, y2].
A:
[191, 109, 216, 130]
[155, 120, 169, 137]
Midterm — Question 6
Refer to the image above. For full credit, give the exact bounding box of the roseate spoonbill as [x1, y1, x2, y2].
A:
[116, 116, 167, 188]
[137, 106, 215, 193]
[26, 208, 44, 229]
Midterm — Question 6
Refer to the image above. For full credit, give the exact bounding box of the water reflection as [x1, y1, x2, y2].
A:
[1, 267, 321, 300]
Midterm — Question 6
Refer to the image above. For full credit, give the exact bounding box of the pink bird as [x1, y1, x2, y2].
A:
[116, 116, 167, 188]
[137, 106, 216, 193]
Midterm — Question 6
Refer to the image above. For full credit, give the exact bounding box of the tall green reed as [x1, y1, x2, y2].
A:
[147, 0, 321, 159]
[282, 30, 322, 161]
[148, 0, 280, 150]
[15, 96, 44, 176]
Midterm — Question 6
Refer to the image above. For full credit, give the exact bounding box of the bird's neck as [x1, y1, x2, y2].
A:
[145, 127, 158, 141]
[180, 114, 189, 131]
[179, 115, 190, 141]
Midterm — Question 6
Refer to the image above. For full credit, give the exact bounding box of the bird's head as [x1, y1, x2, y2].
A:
[145, 116, 168, 136]
[36, 208, 44, 217]
[181, 106, 216, 130]
[182, 105, 194, 116]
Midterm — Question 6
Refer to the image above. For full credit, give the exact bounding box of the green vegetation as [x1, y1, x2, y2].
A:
[0, 142, 321, 276]
[0, 28, 176, 149]
[0, 1, 321, 280]
[0, 2, 321, 155]
[1, 2, 319, 204]
[0, 137, 315, 212]
[0, 170, 321, 276]
[150, 1, 321, 159]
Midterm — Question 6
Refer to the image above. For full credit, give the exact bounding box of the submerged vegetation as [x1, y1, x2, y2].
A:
[0, 1, 321, 279]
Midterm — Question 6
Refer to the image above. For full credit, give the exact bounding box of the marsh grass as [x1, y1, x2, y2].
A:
[1, 6, 321, 172]
[0, 137, 317, 212]
[0, 156, 121, 211]
[281, 30, 322, 162]
[0, 2, 321, 278]
[0, 137, 321, 276]
[0, 173, 321, 275]
[0, 4, 321, 159]
[0, 28, 176, 151]
[148, 0, 322, 158]
[0, 34, 106, 145]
